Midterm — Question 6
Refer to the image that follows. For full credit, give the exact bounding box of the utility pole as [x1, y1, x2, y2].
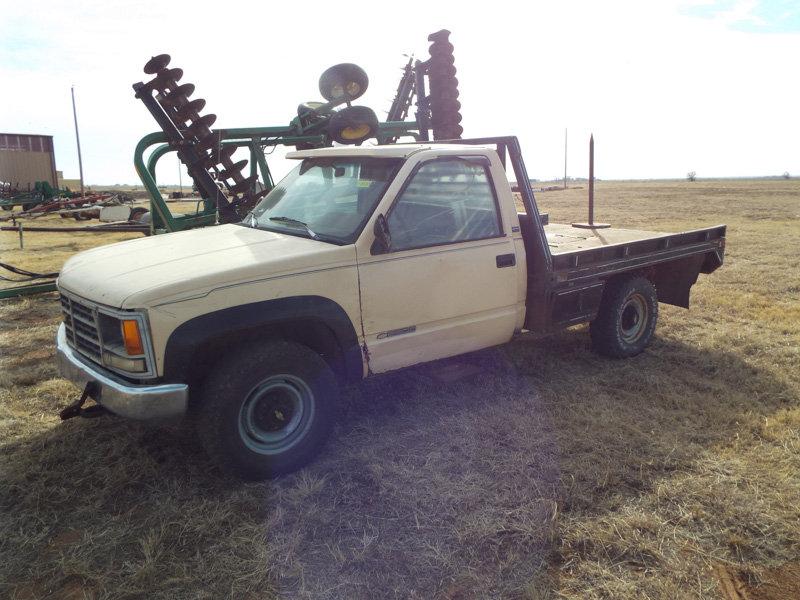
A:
[588, 133, 593, 220]
[178, 156, 183, 197]
[564, 128, 568, 189]
[71, 86, 85, 197]
[571, 133, 609, 229]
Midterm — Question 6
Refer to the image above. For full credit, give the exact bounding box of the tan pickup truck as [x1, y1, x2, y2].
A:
[56, 137, 725, 479]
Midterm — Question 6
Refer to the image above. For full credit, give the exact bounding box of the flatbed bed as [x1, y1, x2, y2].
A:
[546, 223, 697, 254]
[474, 135, 728, 333]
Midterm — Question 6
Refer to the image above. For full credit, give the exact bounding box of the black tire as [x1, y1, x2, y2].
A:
[294, 141, 321, 151]
[327, 105, 379, 145]
[129, 206, 148, 221]
[1, 204, 13, 211]
[590, 276, 658, 358]
[318, 63, 368, 102]
[196, 341, 337, 480]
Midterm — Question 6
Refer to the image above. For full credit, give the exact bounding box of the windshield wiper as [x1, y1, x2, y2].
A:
[268, 216, 319, 239]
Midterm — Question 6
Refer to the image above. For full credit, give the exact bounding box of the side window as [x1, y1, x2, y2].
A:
[386, 159, 502, 251]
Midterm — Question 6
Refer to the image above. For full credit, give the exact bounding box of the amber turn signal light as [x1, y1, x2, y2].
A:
[121, 320, 145, 356]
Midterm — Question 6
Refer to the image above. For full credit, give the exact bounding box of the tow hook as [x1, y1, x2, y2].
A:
[59, 382, 107, 420]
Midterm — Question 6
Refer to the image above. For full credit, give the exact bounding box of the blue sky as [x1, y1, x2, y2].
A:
[684, 0, 800, 33]
[1, 0, 798, 183]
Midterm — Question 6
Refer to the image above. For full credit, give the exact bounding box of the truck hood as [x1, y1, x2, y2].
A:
[57, 224, 357, 308]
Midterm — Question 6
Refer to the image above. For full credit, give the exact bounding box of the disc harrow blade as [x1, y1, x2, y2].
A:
[228, 175, 257, 195]
[160, 83, 195, 107]
[150, 67, 184, 91]
[204, 146, 236, 168]
[144, 54, 171, 74]
[187, 114, 217, 137]
[135, 54, 266, 225]
[194, 134, 221, 153]
[175, 98, 207, 122]
[218, 160, 248, 181]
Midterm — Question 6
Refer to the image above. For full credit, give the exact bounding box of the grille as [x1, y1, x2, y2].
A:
[60, 294, 102, 362]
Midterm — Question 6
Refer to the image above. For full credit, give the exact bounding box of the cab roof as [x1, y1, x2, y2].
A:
[286, 143, 494, 160]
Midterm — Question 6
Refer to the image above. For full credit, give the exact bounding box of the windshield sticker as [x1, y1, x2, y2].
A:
[357, 180, 371, 188]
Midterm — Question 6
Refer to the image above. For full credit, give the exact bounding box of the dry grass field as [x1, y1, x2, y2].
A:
[1, 180, 798, 599]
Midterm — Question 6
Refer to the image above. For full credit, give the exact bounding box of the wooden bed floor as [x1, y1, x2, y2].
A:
[544, 223, 670, 255]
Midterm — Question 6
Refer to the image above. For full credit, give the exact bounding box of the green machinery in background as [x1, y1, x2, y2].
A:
[0, 180, 74, 212]
[133, 29, 462, 234]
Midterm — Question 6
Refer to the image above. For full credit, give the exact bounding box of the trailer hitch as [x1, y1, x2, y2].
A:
[59, 382, 107, 420]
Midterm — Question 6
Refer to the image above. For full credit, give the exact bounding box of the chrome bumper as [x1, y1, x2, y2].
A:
[56, 323, 188, 420]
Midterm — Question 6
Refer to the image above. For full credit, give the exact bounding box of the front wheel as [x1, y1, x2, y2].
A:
[196, 341, 337, 480]
[590, 276, 658, 358]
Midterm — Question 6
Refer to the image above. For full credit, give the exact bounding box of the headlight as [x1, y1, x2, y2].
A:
[60, 290, 156, 378]
[103, 352, 147, 373]
[96, 311, 153, 376]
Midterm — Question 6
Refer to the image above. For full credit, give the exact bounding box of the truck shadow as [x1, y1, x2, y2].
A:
[2, 327, 796, 599]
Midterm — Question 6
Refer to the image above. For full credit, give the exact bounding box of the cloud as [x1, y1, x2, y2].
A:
[682, 0, 800, 32]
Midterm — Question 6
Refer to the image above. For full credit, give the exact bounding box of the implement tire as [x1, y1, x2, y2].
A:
[590, 276, 658, 358]
[327, 105, 379, 145]
[196, 340, 337, 480]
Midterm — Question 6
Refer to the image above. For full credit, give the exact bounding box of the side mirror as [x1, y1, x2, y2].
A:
[372, 214, 391, 254]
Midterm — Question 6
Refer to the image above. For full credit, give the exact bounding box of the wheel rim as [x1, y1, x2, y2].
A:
[345, 82, 362, 97]
[238, 375, 314, 455]
[619, 292, 649, 343]
[340, 123, 372, 140]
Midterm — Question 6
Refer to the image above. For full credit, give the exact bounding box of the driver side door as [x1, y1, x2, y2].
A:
[357, 156, 519, 374]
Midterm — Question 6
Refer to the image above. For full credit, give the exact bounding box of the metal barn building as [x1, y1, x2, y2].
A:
[0, 133, 58, 189]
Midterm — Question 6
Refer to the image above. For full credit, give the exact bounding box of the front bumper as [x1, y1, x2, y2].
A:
[56, 323, 188, 420]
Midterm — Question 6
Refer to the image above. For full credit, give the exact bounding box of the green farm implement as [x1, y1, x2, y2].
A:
[0, 180, 73, 212]
[132, 29, 462, 234]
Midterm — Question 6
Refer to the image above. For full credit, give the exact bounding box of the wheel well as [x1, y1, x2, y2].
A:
[162, 296, 363, 394]
[183, 320, 349, 397]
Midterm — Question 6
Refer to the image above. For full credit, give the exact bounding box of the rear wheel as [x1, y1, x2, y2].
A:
[590, 276, 658, 358]
[196, 341, 337, 480]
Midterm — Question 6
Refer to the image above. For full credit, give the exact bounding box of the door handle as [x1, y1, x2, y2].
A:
[496, 253, 516, 268]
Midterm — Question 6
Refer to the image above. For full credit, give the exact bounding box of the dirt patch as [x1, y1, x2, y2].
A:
[715, 564, 751, 599]
[57, 575, 97, 600]
[715, 563, 800, 600]
[752, 562, 800, 600]
[47, 529, 84, 552]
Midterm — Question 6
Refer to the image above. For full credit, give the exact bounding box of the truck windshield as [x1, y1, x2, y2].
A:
[245, 157, 402, 244]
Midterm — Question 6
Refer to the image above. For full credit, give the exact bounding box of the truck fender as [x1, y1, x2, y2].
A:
[162, 295, 362, 387]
